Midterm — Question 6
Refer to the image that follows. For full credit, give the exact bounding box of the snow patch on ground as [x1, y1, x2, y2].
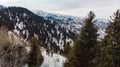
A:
[41, 49, 66, 67]
[13, 29, 20, 34]
[24, 47, 66, 67]
[16, 22, 24, 30]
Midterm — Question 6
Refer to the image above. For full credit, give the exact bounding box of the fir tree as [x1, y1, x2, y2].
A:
[65, 11, 98, 67]
[97, 9, 120, 67]
[63, 42, 71, 56]
[28, 37, 43, 67]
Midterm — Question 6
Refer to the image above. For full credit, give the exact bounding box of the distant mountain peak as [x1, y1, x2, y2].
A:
[0, 5, 5, 9]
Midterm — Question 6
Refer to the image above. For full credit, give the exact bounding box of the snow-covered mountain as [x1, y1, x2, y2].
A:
[0, 6, 108, 52]
[0, 6, 109, 67]
[34, 10, 108, 39]
[0, 7, 77, 51]
[0, 5, 5, 9]
[33, 10, 85, 34]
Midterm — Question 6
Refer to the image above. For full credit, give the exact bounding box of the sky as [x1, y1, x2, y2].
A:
[0, 0, 119, 18]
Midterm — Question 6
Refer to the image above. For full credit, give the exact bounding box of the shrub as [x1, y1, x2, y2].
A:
[28, 37, 43, 67]
[0, 26, 27, 67]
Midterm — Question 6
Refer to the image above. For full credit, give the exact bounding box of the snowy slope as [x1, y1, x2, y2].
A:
[22, 47, 66, 67]
[34, 10, 108, 39]
[0, 6, 108, 52]
[0, 6, 77, 51]
[0, 6, 109, 67]
[33, 10, 83, 24]
[41, 49, 66, 67]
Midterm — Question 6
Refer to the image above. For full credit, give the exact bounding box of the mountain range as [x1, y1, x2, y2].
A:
[0, 5, 108, 52]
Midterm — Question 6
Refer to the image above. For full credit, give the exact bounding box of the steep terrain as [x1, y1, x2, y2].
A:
[0, 6, 110, 67]
[34, 10, 108, 39]
[0, 6, 76, 51]
[0, 6, 108, 52]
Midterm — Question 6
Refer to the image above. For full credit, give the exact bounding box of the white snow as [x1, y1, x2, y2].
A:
[16, 22, 24, 30]
[25, 47, 31, 53]
[22, 30, 30, 40]
[51, 29, 54, 34]
[23, 47, 66, 67]
[41, 49, 66, 67]
[14, 29, 20, 34]
[52, 37, 58, 45]
[16, 16, 20, 22]
[23, 13, 27, 17]
[66, 38, 74, 46]
[22, 30, 26, 35]
[55, 25, 60, 35]
[58, 33, 64, 50]
[98, 29, 106, 39]
[34, 10, 48, 17]
[34, 33, 39, 40]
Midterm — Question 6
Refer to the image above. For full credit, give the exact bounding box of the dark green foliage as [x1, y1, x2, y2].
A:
[97, 9, 120, 67]
[65, 11, 98, 67]
[28, 37, 43, 67]
[63, 42, 71, 56]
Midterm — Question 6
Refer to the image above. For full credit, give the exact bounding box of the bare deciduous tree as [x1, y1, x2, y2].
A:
[0, 26, 27, 67]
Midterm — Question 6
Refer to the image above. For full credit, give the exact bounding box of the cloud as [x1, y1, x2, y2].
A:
[38, 0, 119, 11]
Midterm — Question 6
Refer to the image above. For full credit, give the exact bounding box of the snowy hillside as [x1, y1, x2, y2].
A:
[41, 48, 66, 67]
[0, 7, 76, 51]
[34, 10, 109, 39]
[0, 6, 109, 52]
[0, 6, 110, 67]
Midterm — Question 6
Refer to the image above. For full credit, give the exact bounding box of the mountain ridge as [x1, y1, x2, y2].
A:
[0, 6, 76, 51]
[0, 6, 108, 52]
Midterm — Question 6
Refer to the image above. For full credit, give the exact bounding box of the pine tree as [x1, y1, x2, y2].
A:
[28, 37, 43, 67]
[97, 9, 120, 67]
[63, 42, 71, 56]
[64, 11, 98, 67]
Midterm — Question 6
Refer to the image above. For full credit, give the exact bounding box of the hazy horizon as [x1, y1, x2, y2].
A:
[0, 0, 119, 19]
